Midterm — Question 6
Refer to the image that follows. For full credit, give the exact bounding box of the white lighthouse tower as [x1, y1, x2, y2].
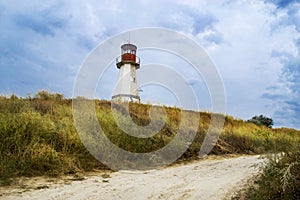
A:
[112, 43, 140, 102]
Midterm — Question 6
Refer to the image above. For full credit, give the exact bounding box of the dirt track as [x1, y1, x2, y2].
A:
[0, 155, 266, 200]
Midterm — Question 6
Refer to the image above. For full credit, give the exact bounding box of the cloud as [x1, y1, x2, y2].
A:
[0, 1, 93, 96]
[0, 0, 300, 128]
[265, 0, 299, 8]
[179, 0, 300, 129]
[177, 6, 218, 35]
[0, 0, 220, 97]
[260, 0, 300, 128]
[271, 55, 300, 127]
[14, 15, 55, 36]
[268, 1, 300, 32]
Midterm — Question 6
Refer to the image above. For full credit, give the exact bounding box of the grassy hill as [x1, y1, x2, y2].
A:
[0, 92, 299, 187]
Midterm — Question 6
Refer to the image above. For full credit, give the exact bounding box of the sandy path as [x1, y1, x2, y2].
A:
[0, 155, 265, 200]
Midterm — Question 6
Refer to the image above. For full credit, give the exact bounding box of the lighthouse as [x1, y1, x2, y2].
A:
[112, 43, 140, 102]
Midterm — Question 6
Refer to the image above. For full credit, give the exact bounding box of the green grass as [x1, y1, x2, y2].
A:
[0, 91, 299, 186]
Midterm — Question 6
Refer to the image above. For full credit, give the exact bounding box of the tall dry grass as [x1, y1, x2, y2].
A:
[0, 92, 299, 186]
[233, 145, 300, 200]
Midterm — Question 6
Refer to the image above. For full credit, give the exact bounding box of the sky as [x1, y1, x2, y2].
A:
[0, 0, 299, 129]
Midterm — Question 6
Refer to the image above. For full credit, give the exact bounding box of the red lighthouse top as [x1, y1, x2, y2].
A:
[116, 43, 140, 69]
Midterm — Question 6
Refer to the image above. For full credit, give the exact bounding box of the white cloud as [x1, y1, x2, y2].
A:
[0, 0, 300, 128]
[179, 0, 299, 126]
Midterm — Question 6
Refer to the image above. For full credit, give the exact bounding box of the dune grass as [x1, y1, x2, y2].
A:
[232, 145, 300, 200]
[0, 92, 299, 186]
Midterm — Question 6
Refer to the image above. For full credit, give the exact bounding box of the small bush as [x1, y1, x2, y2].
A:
[248, 115, 274, 128]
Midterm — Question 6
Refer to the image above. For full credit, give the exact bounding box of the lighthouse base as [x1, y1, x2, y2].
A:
[112, 94, 140, 103]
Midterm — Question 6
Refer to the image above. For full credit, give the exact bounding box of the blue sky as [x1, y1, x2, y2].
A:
[0, 0, 299, 129]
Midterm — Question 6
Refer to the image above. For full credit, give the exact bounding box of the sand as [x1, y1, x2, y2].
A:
[0, 155, 266, 200]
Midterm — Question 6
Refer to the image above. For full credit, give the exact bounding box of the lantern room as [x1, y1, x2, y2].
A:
[116, 43, 140, 69]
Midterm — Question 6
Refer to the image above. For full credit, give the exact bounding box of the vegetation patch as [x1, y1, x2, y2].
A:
[0, 91, 299, 186]
[232, 145, 300, 200]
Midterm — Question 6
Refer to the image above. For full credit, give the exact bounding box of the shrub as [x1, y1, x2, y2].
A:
[248, 115, 274, 128]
